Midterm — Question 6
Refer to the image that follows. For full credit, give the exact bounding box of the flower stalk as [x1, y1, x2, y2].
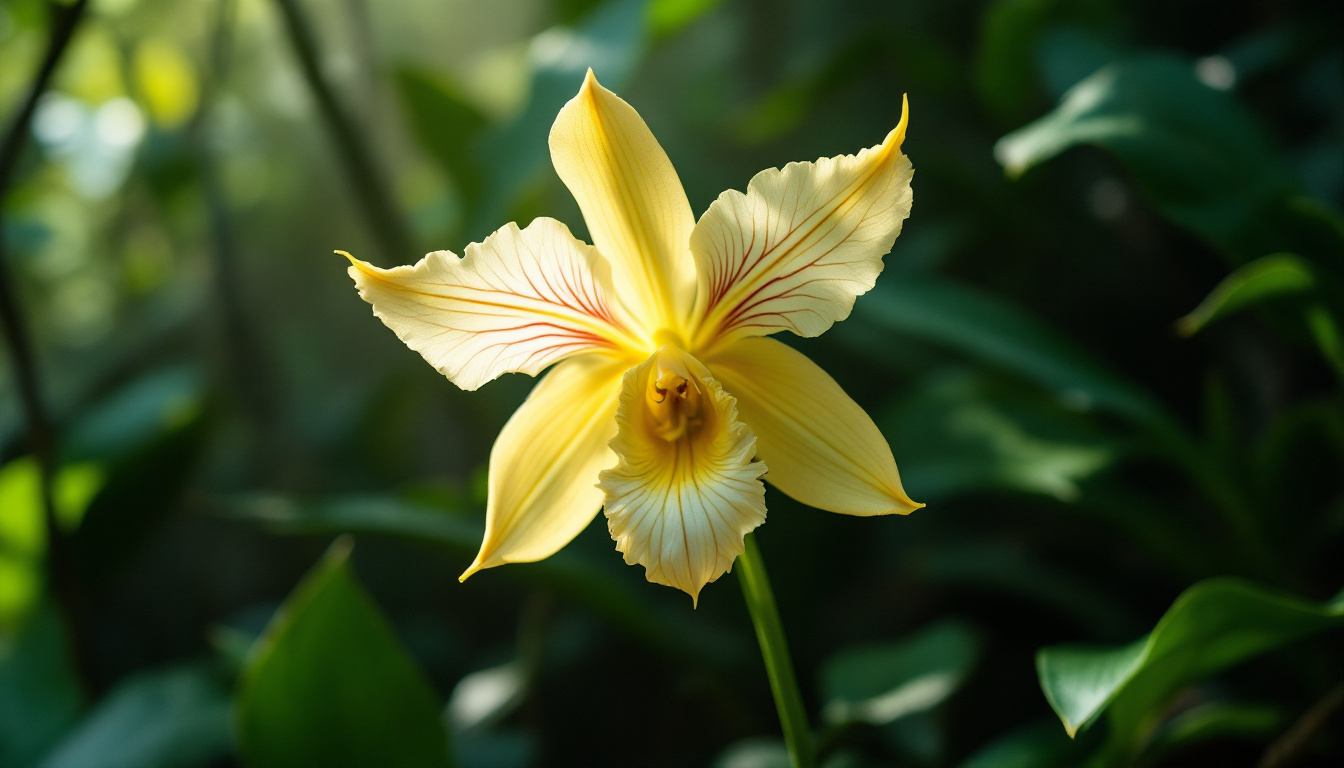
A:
[737, 533, 815, 768]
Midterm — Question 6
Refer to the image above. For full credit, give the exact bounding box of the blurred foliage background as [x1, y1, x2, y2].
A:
[1, 0, 1342, 766]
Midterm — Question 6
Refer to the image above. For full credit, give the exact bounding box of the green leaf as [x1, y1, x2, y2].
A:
[1037, 578, 1344, 747]
[1177, 252, 1344, 378]
[60, 367, 203, 463]
[0, 606, 84, 768]
[1144, 702, 1284, 763]
[957, 720, 1096, 768]
[712, 738, 791, 768]
[973, 0, 1051, 122]
[820, 620, 980, 726]
[453, 730, 534, 768]
[847, 274, 1162, 426]
[37, 667, 231, 768]
[1033, 26, 1126, 101]
[0, 459, 103, 630]
[235, 539, 451, 768]
[394, 68, 487, 209]
[1177, 253, 1318, 336]
[446, 662, 527, 734]
[885, 371, 1117, 503]
[647, 0, 722, 38]
[995, 55, 1342, 265]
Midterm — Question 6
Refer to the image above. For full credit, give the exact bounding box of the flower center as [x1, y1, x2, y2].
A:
[646, 347, 704, 442]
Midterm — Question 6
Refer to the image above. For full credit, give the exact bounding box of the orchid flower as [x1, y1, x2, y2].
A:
[345, 71, 919, 605]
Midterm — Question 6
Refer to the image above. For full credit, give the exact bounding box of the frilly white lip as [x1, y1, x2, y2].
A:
[345, 71, 919, 601]
[600, 346, 767, 606]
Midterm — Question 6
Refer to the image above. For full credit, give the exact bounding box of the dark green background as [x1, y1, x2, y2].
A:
[0, 0, 1340, 766]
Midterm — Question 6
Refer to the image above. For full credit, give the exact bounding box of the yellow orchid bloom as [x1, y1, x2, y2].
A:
[345, 70, 920, 604]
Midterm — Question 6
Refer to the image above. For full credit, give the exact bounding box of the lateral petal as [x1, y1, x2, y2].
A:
[690, 97, 913, 349]
[599, 347, 767, 605]
[462, 354, 626, 578]
[346, 217, 639, 391]
[704, 336, 921, 517]
[549, 70, 697, 336]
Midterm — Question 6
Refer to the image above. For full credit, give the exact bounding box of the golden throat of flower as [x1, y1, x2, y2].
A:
[646, 346, 704, 442]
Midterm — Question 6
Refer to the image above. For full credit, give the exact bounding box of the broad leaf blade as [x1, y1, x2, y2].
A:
[821, 620, 980, 726]
[995, 55, 1293, 262]
[235, 539, 451, 768]
[884, 371, 1117, 503]
[847, 274, 1162, 426]
[37, 667, 231, 768]
[395, 68, 488, 209]
[1037, 578, 1344, 743]
[0, 606, 84, 768]
[0, 459, 103, 630]
[1036, 636, 1147, 738]
[225, 494, 746, 668]
[957, 720, 1096, 768]
[995, 55, 1344, 268]
[1177, 253, 1317, 336]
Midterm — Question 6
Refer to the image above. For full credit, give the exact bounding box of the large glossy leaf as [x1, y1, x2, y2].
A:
[0, 459, 103, 629]
[884, 371, 1117, 503]
[394, 68, 487, 214]
[226, 495, 746, 668]
[995, 55, 1342, 266]
[821, 620, 980, 727]
[37, 667, 231, 768]
[1142, 702, 1284, 765]
[235, 539, 452, 768]
[1177, 252, 1344, 376]
[1037, 578, 1344, 748]
[1176, 253, 1318, 336]
[59, 366, 203, 463]
[647, 0, 723, 37]
[846, 273, 1163, 426]
[712, 739, 791, 768]
[0, 606, 84, 768]
[957, 720, 1097, 768]
[973, 0, 1051, 122]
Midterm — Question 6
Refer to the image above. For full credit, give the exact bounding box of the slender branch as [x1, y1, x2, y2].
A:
[188, 0, 289, 482]
[0, 0, 92, 677]
[271, 0, 415, 264]
[1257, 682, 1344, 768]
[737, 533, 816, 768]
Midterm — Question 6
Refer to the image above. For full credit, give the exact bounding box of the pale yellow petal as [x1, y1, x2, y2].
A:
[462, 354, 626, 578]
[345, 217, 639, 391]
[704, 336, 921, 516]
[549, 70, 696, 336]
[689, 96, 913, 349]
[599, 347, 767, 604]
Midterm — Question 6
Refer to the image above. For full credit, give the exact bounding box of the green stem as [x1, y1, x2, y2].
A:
[737, 533, 815, 768]
[0, 0, 93, 689]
